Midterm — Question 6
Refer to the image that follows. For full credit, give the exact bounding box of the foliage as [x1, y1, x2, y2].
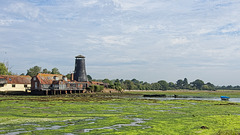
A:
[87, 85, 104, 92]
[66, 73, 72, 80]
[26, 66, 61, 77]
[42, 68, 51, 74]
[87, 75, 92, 81]
[216, 85, 240, 90]
[158, 80, 169, 90]
[0, 63, 11, 75]
[191, 79, 205, 90]
[26, 66, 42, 77]
[96, 78, 217, 91]
[114, 79, 122, 92]
[51, 67, 60, 74]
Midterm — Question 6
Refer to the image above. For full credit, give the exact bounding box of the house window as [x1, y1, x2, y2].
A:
[35, 82, 38, 89]
[12, 84, 16, 87]
[24, 84, 27, 88]
[0, 84, 4, 87]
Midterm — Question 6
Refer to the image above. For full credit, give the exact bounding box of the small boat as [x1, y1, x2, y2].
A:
[220, 96, 230, 101]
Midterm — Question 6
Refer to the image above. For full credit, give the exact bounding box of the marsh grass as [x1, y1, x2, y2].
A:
[0, 92, 240, 134]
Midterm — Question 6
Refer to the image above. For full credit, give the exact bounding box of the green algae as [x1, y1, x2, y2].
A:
[0, 94, 240, 134]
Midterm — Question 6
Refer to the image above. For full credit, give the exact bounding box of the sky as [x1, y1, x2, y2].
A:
[1, 0, 240, 85]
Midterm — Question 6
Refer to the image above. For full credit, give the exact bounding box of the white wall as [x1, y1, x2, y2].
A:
[0, 84, 31, 92]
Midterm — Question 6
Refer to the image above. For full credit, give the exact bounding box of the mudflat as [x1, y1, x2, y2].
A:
[0, 91, 240, 134]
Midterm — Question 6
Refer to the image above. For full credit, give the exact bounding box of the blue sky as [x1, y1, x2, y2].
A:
[1, 0, 240, 85]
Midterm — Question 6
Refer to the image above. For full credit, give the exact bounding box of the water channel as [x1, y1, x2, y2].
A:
[141, 97, 240, 103]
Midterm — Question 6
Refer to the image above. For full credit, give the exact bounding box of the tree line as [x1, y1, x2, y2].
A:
[94, 78, 216, 91]
[1, 63, 240, 90]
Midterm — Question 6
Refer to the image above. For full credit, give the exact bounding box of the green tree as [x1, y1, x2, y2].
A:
[51, 68, 60, 74]
[102, 78, 114, 88]
[158, 80, 169, 90]
[42, 68, 51, 74]
[131, 78, 140, 85]
[102, 79, 111, 84]
[206, 82, 215, 90]
[183, 78, 188, 85]
[143, 82, 151, 90]
[151, 83, 162, 90]
[87, 75, 92, 81]
[183, 78, 189, 89]
[66, 73, 72, 80]
[0, 63, 9, 75]
[176, 79, 184, 89]
[191, 79, 204, 90]
[27, 66, 42, 77]
[123, 80, 135, 90]
[93, 85, 104, 92]
[168, 82, 176, 90]
[114, 79, 123, 92]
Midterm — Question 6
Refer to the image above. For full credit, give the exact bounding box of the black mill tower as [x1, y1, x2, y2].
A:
[74, 55, 88, 82]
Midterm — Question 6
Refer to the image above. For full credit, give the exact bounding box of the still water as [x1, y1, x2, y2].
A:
[141, 97, 240, 103]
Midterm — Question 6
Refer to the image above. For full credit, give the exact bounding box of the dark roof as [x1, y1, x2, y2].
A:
[75, 55, 85, 58]
[0, 75, 31, 84]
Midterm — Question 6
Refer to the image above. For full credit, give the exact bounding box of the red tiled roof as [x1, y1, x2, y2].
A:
[0, 75, 31, 84]
[91, 81, 104, 85]
[36, 73, 63, 85]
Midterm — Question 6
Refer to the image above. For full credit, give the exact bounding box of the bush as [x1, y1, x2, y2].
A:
[89, 85, 104, 92]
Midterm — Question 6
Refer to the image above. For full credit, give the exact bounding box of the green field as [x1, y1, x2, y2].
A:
[0, 91, 240, 135]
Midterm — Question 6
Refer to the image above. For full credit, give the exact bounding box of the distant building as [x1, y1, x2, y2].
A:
[31, 73, 89, 95]
[31, 73, 63, 91]
[0, 75, 31, 92]
[90, 81, 109, 88]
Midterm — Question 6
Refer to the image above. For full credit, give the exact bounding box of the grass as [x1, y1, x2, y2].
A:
[0, 91, 240, 135]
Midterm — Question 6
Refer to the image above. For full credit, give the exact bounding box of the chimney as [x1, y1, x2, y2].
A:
[71, 73, 74, 81]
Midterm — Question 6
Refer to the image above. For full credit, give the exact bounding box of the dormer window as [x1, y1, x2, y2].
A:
[53, 76, 59, 80]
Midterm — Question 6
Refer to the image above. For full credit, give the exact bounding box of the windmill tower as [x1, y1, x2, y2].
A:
[74, 55, 88, 82]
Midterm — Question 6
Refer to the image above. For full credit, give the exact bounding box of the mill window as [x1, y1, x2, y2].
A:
[12, 84, 16, 87]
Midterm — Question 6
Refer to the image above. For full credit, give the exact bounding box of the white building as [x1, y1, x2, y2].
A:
[0, 75, 31, 92]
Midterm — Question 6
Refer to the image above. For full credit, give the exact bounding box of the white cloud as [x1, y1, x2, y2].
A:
[171, 37, 190, 45]
[0, 19, 24, 26]
[82, 0, 98, 7]
[112, 0, 146, 11]
[220, 24, 240, 34]
[1, 0, 240, 85]
[86, 35, 131, 47]
[4, 2, 40, 20]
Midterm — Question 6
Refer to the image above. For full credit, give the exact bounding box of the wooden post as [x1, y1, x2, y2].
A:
[46, 90, 48, 96]
[65, 90, 67, 94]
